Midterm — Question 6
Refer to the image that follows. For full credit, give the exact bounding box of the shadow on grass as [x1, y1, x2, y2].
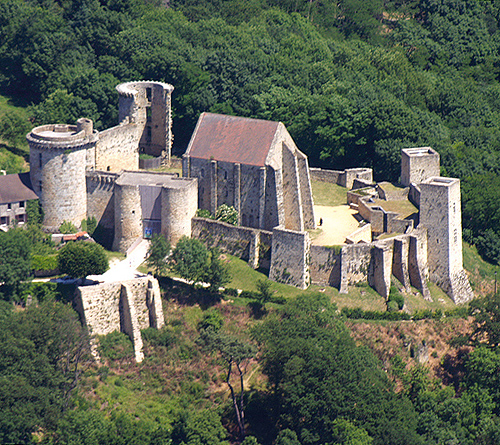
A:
[158, 276, 222, 309]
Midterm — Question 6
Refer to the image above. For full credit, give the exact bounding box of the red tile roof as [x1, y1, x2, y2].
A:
[0, 172, 38, 204]
[186, 113, 280, 167]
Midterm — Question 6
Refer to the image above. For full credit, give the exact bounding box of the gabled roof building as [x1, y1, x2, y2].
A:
[182, 113, 315, 232]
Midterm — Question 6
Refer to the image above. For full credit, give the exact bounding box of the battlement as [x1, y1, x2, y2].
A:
[27, 118, 98, 149]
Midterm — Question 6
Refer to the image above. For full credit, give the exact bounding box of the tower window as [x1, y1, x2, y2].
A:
[147, 126, 152, 142]
[39, 153, 42, 168]
[146, 87, 152, 101]
[147, 107, 152, 123]
[39, 180, 42, 192]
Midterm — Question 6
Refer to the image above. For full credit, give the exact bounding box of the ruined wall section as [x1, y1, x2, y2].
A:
[401, 147, 440, 187]
[86, 171, 118, 229]
[309, 167, 373, 189]
[117, 81, 174, 163]
[310, 245, 341, 287]
[339, 243, 373, 293]
[270, 226, 310, 289]
[75, 276, 164, 363]
[281, 143, 303, 231]
[97, 125, 139, 172]
[192, 217, 272, 269]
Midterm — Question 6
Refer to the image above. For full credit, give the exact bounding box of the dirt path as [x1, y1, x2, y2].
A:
[312, 205, 361, 246]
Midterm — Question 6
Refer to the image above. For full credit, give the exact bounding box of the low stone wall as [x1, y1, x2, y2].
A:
[345, 223, 372, 244]
[309, 167, 342, 184]
[192, 217, 272, 269]
[377, 182, 409, 201]
[310, 245, 341, 287]
[74, 276, 164, 363]
[309, 167, 373, 190]
[139, 156, 162, 170]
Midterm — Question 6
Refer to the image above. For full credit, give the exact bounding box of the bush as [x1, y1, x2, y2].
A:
[59, 220, 78, 234]
[215, 204, 238, 225]
[57, 241, 108, 279]
[31, 254, 58, 272]
[141, 326, 177, 347]
[98, 331, 134, 361]
[198, 309, 224, 332]
[196, 209, 213, 219]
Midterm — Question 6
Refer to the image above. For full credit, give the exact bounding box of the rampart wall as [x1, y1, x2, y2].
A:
[192, 217, 272, 269]
[74, 276, 164, 363]
[86, 171, 118, 229]
[310, 245, 341, 287]
[269, 226, 310, 289]
[98, 125, 139, 172]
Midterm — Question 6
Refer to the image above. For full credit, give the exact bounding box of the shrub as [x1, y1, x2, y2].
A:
[196, 209, 213, 219]
[59, 220, 78, 234]
[31, 254, 58, 271]
[198, 309, 224, 332]
[215, 204, 238, 225]
[141, 326, 177, 347]
[98, 331, 134, 361]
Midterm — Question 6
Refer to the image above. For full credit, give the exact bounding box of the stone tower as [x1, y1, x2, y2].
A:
[27, 118, 98, 232]
[116, 81, 174, 164]
[419, 177, 473, 303]
[401, 147, 440, 187]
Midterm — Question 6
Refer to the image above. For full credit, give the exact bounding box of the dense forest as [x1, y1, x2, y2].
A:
[2, 0, 500, 443]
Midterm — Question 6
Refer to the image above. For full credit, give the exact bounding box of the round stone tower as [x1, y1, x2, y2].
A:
[27, 118, 98, 232]
[116, 81, 174, 163]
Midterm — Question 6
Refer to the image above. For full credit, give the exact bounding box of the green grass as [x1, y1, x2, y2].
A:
[372, 199, 417, 219]
[311, 181, 347, 206]
[463, 242, 498, 295]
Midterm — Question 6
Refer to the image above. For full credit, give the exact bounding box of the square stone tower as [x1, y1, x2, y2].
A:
[419, 177, 473, 303]
[401, 147, 440, 187]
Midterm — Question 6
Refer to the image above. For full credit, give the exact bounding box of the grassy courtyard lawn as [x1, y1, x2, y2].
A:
[311, 181, 347, 206]
[372, 199, 418, 219]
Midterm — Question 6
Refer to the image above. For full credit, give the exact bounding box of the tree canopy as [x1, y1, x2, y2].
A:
[57, 241, 108, 279]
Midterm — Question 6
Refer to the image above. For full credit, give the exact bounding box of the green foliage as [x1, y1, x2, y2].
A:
[275, 429, 302, 445]
[198, 308, 224, 332]
[253, 294, 421, 445]
[171, 409, 229, 445]
[205, 248, 231, 292]
[170, 236, 210, 283]
[469, 292, 500, 347]
[0, 147, 24, 173]
[388, 285, 405, 311]
[0, 227, 32, 299]
[59, 220, 78, 234]
[98, 331, 134, 361]
[26, 199, 43, 227]
[81, 216, 97, 235]
[31, 254, 58, 271]
[0, 300, 91, 443]
[215, 204, 238, 225]
[0, 111, 31, 148]
[196, 208, 213, 219]
[57, 241, 109, 279]
[146, 233, 171, 277]
[141, 326, 177, 348]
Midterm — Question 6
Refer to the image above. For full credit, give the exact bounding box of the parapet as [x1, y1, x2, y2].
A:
[116, 80, 174, 98]
[27, 118, 98, 150]
[401, 147, 440, 187]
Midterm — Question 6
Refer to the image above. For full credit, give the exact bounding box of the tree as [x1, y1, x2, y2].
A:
[145, 234, 170, 277]
[253, 294, 421, 445]
[170, 236, 210, 283]
[0, 300, 91, 443]
[469, 292, 500, 347]
[205, 248, 231, 292]
[199, 327, 256, 440]
[57, 241, 108, 279]
[0, 227, 32, 299]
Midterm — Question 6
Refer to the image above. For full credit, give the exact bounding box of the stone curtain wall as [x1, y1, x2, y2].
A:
[192, 217, 272, 269]
[75, 276, 164, 363]
[310, 245, 341, 287]
[270, 226, 310, 289]
[86, 171, 118, 229]
[97, 125, 140, 172]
